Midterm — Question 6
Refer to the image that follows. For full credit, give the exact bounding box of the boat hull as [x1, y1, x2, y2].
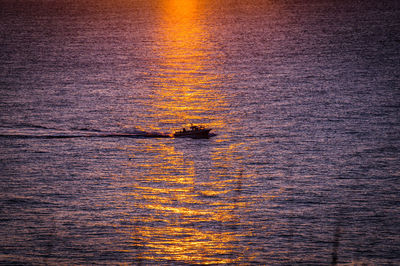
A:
[173, 129, 211, 139]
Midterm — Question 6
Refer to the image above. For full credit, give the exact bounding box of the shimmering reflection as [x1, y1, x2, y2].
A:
[123, 140, 251, 264]
[121, 0, 255, 264]
[145, 0, 227, 131]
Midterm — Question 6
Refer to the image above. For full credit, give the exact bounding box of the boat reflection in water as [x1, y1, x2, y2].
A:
[119, 0, 257, 264]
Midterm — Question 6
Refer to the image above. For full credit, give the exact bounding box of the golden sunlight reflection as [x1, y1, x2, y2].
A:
[119, 0, 262, 264]
[121, 139, 251, 264]
[143, 0, 227, 132]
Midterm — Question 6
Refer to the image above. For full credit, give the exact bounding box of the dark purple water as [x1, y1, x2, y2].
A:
[1, 0, 399, 264]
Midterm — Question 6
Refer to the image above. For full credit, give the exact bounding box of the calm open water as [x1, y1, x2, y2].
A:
[1, 0, 399, 264]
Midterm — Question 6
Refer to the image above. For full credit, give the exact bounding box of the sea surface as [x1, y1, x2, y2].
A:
[1, 0, 399, 264]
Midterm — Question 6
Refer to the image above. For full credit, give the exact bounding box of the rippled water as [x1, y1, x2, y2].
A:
[1, 0, 399, 264]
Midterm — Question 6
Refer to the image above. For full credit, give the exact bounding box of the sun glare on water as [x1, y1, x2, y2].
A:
[119, 0, 255, 264]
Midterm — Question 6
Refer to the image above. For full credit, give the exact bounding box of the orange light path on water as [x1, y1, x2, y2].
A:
[143, 0, 227, 132]
[121, 139, 250, 264]
[117, 0, 266, 264]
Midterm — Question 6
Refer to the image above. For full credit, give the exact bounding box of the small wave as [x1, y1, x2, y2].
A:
[7, 123, 61, 131]
[70, 127, 103, 132]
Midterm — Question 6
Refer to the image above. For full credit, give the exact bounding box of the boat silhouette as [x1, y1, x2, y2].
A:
[173, 124, 212, 139]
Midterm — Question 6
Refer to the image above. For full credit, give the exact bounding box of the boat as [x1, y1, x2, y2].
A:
[173, 124, 212, 139]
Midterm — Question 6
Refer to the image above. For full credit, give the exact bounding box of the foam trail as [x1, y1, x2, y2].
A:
[0, 132, 171, 139]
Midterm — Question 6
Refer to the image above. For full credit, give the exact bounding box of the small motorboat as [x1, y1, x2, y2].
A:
[173, 124, 212, 139]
